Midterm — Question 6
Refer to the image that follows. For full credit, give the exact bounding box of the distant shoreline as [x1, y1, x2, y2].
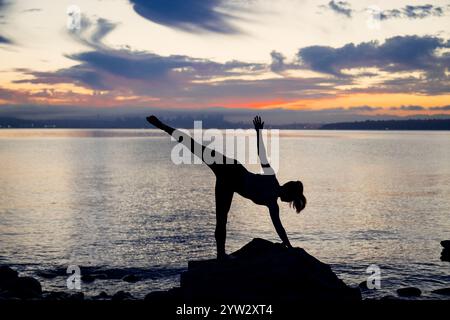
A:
[1, 118, 450, 131]
[2, 128, 450, 131]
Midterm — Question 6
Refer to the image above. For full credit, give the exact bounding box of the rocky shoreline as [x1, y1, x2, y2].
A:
[2, 238, 450, 302]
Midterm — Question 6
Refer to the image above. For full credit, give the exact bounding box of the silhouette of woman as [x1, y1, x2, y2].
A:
[147, 115, 306, 259]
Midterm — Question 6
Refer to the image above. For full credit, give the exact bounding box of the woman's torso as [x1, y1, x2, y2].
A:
[237, 170, 280, 206]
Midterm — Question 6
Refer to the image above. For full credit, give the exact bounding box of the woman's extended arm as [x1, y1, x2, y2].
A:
[253, 116, 274, 175]
[269, 203, 292, 248]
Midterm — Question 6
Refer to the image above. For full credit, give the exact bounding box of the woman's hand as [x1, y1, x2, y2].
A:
[253, 116, 264, 131]
[282, 241, 293, 249]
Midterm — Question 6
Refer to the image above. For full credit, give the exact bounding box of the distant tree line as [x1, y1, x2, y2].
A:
[1, 117, 450, 130]
[320, 119, 450, 130]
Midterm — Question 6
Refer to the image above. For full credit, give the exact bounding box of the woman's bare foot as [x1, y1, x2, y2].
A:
[217, 253, 228, 261]
[217, 253, 237, 261]
[146, 115, 161, 127]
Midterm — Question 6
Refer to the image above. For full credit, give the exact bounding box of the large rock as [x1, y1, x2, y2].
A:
[441, 240, 450, 262]
[0, 266, 18, 289]
[0, 266, 19, 299]
[441, 240, 450, 249]
[397, 287, 421, 298]
[180, 238, 361, 302]
[122, 274, 141, 283]
[0, 266, 42, 299]
[111, 291, 135, 301]
[8, 276, 42, 299]
[92, 291, 110, 300]
[145, 288, 181, 303]
[43, 291, 84, 301]
[432, 288, 450, 296]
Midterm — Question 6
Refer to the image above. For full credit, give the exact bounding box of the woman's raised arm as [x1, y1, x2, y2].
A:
[253, 116, 275, 175]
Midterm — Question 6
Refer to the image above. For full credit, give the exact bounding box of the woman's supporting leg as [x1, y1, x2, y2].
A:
[215, 181, 234, 259]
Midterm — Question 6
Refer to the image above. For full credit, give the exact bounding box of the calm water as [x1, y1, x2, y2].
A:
[1, 129, 450, 299]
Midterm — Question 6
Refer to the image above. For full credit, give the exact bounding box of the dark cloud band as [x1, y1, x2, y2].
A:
[298, 35, 450, 77]
[379, 4, 445, 20]
[129, 0, 240, 34]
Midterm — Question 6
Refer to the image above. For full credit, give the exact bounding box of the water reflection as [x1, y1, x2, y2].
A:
[1, 129, 450, 298]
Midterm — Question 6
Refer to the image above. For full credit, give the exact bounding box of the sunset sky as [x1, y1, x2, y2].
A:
[0, 0, 449, 123]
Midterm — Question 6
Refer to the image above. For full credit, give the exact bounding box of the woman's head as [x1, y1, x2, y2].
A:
[279, 180, 306, 213]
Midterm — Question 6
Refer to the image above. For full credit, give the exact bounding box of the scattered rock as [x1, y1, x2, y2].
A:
[180, 238, 361, 302]
[441, 240, 450, 249]
[144, 290, 171, 302]
[70, 292, 84, 301]
[432, 288, 450, 296]
[441, 240, 450, 262]
[112, 290, 134, 301]
[12, 276, 42, 299]
[36, 271, 59, 279]
[381, 295, 399, 301]
[0, 266, 18, 285]
[440, 249, 450, 262]
[0, 266, 19, 293]
[397, 287, 421, 297]
[358, 281, 368, 290]
[0, 271, 42, 300]
[122, 274, 140, 283]
[81, 274, 95, 283]
[43, 291, 72, 301]
[43, 291, 83, 301]
[145, 287, 181, 303]
[93, 291, 110, 300]
[0, 292, 20, 301]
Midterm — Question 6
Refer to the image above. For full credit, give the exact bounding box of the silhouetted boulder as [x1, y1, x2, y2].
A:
[36, 271, 59, 279]
[43, 291, 71, 301]
[380, 295, 399, 301]
[70, 292, 84, 301]
[81, 274, 95, 283]
[93, 291, 110, 300]
[43, 291, 84, 301]
[145, 287, 181, 303]
[441, 250, 450, 261]
[397, 287, 421, 297]
[432, 288, 450, 296]
[112, 290, 134, 301]
[0, 266, 18, 300]
[0, 267, 42, 299]
[358, 281, 369, 290]
[122, 274, 140, 283]
[441, 240, 450, 248]
[9, 277, 42, 299]
[180, 238, 361, 302]
[0, 266, 18, 289]
[441, 240, 450, 262]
